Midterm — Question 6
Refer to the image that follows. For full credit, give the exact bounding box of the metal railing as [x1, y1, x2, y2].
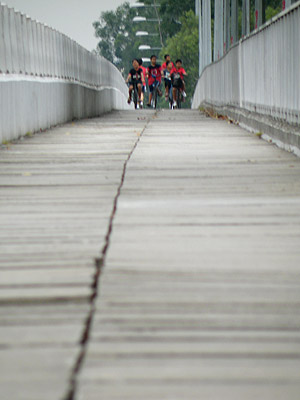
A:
[0, 4, 129, 142]
[192, 2, 300, 128]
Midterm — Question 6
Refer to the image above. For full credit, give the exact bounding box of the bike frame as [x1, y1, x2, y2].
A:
[173, 86, 182, 109]
[168, 84, 174, 109]
[151, 77, 160, 109]
[132, 82, 139, 109]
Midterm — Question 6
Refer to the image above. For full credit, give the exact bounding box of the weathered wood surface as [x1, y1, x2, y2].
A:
[1, 110, 300, 400]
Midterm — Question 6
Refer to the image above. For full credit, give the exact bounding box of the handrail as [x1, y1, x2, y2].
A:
[0, 4, 130, 142]
[192, 1, 300, 155]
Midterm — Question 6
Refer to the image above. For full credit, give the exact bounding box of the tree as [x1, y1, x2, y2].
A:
[265, 0, 282, 20]
[142, 0, 195, 40]
[93, 2, 139, 74]
[161, 11, 199, 108]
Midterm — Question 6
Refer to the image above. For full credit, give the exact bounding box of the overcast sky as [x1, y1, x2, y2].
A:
[3, 0, 135, 51]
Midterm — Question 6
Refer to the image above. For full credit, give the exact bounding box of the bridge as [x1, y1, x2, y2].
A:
[1, 3, 300, 400]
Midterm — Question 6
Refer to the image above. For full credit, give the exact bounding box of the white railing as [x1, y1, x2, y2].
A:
[0, 3, 130, 142]
[192, 2, 300, 128]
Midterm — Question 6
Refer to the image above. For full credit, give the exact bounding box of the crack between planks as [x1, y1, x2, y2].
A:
[64, 113, 156, 400]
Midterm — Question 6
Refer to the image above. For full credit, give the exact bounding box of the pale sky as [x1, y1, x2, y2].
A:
[2, 0, 135, 51]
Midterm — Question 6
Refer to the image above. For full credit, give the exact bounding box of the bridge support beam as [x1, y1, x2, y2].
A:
[231, 0, 239, 45]
[242, 0, 250, 36]
[198, 0, 212, 75]
[197, 0, 202, 75]
[223, 0, 231, 53]
[283, 0, 292, 9]
[203, 0, 212, 67]
[214, 0, 224, 61]
[255, 0, 266, 29]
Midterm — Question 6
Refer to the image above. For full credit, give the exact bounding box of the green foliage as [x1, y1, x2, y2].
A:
[161, 11, 199, 108]
[265, 0, 282, 9]
[142, 0, 195, 40]
[265, 4, 282, 20]
[93, 3, 139, 74]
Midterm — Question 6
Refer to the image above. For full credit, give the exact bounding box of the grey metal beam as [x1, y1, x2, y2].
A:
[255, 0, 266, 29]
[195, 0, 199, 16]
[198, 0, 202, 75]
[284, 0, 292, 9]
[214, 0, 223, 61]
[198, 0, 212, 75]
[203, 0, 207, 68]
[223, 0, 230, 52]
[242, 0, 250, 37]
[231, 0, 238, 45]
[204, 0, 212, 66]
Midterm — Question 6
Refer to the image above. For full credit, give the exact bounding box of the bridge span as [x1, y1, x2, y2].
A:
[1, 1, 300, 399]
[1, 109, 300, 400]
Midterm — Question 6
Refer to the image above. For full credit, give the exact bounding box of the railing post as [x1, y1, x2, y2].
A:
[255, 0, 266, 29]
[57, 31, 64, 79]
[31, 18, 40, 76]
[283, 0, 292, 10]
[214, 0, 224, 61]
[1, 6, 13, 73]
[8, 8, 19, 74]
[14, 11, 24, 74]
[195, 0, 199, 16]
[203, 0, 212, 67]
[198, 0, 202, 75]
[37, 22, 45, 76]
[223, 0, 230, 53]
[26, 16, 36, 75]
[242, 0, 250, 37]
[0, 6, 5, 73]
[20, 13, 29, 74]
[231, 0, 238, 45]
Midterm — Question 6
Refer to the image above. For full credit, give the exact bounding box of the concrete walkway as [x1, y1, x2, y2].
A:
[1, 110, 300, 400]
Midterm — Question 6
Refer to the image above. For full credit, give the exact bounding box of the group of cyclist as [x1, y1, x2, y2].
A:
[125, 54, 187, 109]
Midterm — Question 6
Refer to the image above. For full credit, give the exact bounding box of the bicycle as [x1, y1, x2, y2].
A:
[168, 84, 174, 109]
[175, 87, 183, 109]
[150, 75, 160, 109]
[132, 82, 139, 109]
[172, 85, 184, 109]
[127, 82, 142, 110]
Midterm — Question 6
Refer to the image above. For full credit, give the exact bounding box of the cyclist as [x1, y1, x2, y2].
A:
[161, 54, 174, 100]
[146, 55, 162, 107]
[171, 59, 187, 108]
[126, 58, 145, 107]
[163, 60, 173, 102]
[138, 58, 147, 105]
[161, 54, 174, 71]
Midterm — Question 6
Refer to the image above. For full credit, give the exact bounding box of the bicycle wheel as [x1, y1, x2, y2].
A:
[169, 87, 173, 109]
[177, 88, 181, 109]
[133, 87, 138, 109]
[153, 87, 158, 109]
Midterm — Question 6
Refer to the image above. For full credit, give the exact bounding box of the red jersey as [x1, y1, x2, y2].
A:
[171, 66, 186, 81]
[147, 64, 162, 85]
[140, 66, 147, 86]
[162, 61, 174, 70]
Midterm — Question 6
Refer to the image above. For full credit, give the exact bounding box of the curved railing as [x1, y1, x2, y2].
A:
[192, 2, 300, 155]
[0, 4, 130, 142]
